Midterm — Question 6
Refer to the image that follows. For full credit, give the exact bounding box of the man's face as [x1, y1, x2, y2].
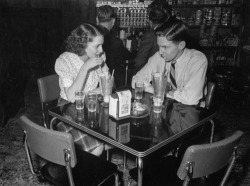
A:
[157, 36, 182, 62]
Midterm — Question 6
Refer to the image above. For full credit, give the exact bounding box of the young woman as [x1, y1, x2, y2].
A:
[55, 23, 109, 156]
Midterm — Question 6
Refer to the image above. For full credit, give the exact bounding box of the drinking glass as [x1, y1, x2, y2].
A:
[135, 81, 144, 101]
[87, 91, 97, 112]
[75, 90, 85, 111]
[153, 95, 164, 113]
[152, 72, 168, 97]
[99, 74, 114, 105]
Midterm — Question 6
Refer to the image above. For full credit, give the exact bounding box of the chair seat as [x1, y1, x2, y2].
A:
[129, 156, 181, 186]
[129, 156, 230, 186]
[41, 149, 118, 186]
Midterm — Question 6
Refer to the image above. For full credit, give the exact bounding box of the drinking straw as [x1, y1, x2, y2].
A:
[99, 65, 102, 73]
[97, 53, 102, 74]
[99, 76, 103, 95]
[111, 69, 115, 78]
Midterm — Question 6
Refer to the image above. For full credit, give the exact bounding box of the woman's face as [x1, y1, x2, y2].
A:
[85, 35, 104, 58]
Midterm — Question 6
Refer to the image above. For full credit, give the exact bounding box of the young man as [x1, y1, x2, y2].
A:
[132, 18, 208, 107]
[96, 5, 135, 88]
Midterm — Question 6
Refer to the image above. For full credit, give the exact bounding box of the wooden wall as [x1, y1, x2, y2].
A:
[0, 0, 98, 77]
[0, 0, 97, 38]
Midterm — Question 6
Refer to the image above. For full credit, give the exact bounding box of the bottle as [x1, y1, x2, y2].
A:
[126, 27, 132, 51]
[131, 28, 138, 52]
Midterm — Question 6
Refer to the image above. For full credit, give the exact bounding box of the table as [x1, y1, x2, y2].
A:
[49, 92, 216, 186]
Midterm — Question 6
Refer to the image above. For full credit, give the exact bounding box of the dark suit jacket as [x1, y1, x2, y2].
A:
[134, 30, 158, 71]
[99, 26, 135, 87]
[100, 26, 134, 73]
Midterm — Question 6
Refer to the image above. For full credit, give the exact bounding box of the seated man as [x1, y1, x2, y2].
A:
[132, 18, 207, 107]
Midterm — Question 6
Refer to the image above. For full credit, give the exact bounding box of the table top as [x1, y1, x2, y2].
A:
[49, 92, 216, 157]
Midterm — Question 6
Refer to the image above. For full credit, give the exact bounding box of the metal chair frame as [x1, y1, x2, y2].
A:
[178, 130, 243, 186]
[20, 115, 119, 186]
[37, 74, 60, 128]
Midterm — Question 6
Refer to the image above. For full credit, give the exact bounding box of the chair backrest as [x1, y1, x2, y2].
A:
[20, 115, 77, 167]
[37, 74, 60, 128]
[37, 74, 60, 103]
[205, 82, 216, 109]
[177, 130, 243, 183]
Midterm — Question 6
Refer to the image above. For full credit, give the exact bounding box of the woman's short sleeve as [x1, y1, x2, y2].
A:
[55, 56, 74, 88]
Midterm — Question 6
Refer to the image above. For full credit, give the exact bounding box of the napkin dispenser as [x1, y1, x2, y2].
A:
[109, 90, 132, 120]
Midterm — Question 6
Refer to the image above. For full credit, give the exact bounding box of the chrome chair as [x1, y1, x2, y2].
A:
[37, 74, 60, 128]
[174, 81, 217, 158]
[206, 82, 216, 109]
[129, 130, 243, 186]
[206, 82, 216, 143]
[20, 115, 119, 186]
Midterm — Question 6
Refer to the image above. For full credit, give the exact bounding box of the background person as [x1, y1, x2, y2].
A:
[134, 0, 172, 71]
[132, 18, 208, 107]
[96, 5, 135, 88]
[55, 23, 109, 156]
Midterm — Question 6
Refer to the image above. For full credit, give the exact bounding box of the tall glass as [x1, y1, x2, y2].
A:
[99, 73, 114, 105]
[152, 72, 168, 97]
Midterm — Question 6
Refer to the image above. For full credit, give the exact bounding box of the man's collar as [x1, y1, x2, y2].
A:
[173, 48, 187, 65]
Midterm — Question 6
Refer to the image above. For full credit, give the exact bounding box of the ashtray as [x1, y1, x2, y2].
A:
[131, 102, 149, 118]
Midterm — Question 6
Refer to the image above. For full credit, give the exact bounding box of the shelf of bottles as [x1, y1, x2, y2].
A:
[96, 0, 153, 28]
[96, 0, 154, 51]
[172, 1, 242, 48]
[97, 0, 242, 47]
[96, 0, 242, 66]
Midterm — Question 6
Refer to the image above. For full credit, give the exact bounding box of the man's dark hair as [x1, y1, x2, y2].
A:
[148, 0, 172, 25]
[155, 17, 189, 44]
[97, 5, 116, 23]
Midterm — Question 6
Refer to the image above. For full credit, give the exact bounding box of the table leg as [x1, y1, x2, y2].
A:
[123, 151, 127, 173]
[122, 151, 129, 186]
[137, 157, 143, 186]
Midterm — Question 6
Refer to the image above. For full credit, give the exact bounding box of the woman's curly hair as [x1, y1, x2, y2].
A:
[65, 23, 104, 56]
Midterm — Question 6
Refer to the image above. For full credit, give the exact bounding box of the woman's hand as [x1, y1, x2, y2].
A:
[82, 57, 104, 72]
[100, 52, 106, 62]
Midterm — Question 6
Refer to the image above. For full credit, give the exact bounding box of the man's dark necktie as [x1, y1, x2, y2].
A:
[170, 60, 177, 90]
